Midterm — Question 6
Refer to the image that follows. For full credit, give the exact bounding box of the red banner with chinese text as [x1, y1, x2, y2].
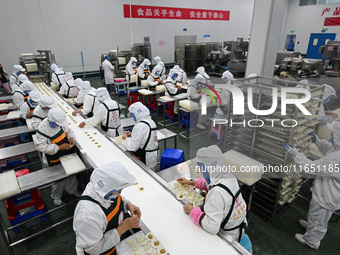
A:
[123, 5, 229, 21]
[324, 17, 340, 26]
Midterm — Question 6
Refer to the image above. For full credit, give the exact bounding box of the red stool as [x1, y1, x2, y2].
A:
[128, 91, 143, 106]
[148, 95, 158, 112]
[5, 169, 47, 231]
[165, 102, 175, 119]
[210, 122, 225, 144]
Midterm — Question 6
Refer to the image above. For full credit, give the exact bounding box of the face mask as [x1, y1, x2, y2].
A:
[171, 73, 178, 80]
[155, 71, 159, 76]
[24, 90, 29, 95]
[17, 71, 22, 76]
[49, 121, 58, 128]
[323, 95, 333, 104]
[29, 99, 39, 107]
[107, 194, 119, 199]
[131, 113, 137, 122]
[331, 135, 335, 146]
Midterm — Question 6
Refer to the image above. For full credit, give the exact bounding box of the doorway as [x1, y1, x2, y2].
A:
[306, 33, 336, 59]
[284, 34, 296, 51]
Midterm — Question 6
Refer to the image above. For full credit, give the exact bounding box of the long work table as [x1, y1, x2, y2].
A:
[0, 82, 248, 255]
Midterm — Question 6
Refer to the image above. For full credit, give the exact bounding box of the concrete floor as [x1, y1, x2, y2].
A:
[1, 74, 340, 254]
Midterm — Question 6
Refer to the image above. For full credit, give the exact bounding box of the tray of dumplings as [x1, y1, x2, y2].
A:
[170, 180, 205, 207]
[116, 231, 169, 255]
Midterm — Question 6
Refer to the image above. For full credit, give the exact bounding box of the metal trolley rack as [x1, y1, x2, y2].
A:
[225, 76, 324, 221]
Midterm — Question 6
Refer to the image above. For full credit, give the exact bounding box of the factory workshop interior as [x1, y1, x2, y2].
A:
[1, 0, 340, 254]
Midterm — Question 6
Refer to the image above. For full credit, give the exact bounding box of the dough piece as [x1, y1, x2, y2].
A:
[141, 238, 149, 246]
[151, 239, 161, 248]
[145, 246, 154, 255]
[157, 246, 167, 255]
[134, 247, 143, 255]
[136, 233, 145, 243]
[131, 244, 140, 252]
[144, 242, 151, 250]
[176, 194, 185, 200]
[146, 232, 155, 241]
[127, 239, 137, 247]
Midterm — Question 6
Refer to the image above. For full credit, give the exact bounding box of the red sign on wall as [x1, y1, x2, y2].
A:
[123, 5, 230, 21]
[324, 17, 340, 26]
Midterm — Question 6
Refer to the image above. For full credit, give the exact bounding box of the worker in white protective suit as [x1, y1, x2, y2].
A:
[164, 69, 184, 114]
[73, 162, 141, 255]
[102, 55, 115, 96]
[19, 90, 40, 119]
[59, 72, 78, 98]
[72, 81, 99, 118]
[11, 73, 28, 93]
[9, 65, 25, 93]
[73, 78, 84, 105]
[246, 73, 257, 84]
[214, 71, 235, 117]
[31, 95, 57, 130]
[173, 65, 188, 85]
[319, 84, 337, 125]
[137, 58, 151, 81]
[51, 63, 66, 88]
[125, 57, 137, 82]
[196, 66, 211, 85]
[147, 64, 163, 89]
[12, 80, 35, 108]
[122, 102, 159, 171]
[222, 70, 235, 84]
[35, 108, 81, 206]
[154, 56, 166, 80]
[79, 87, 123, 137]
[283, 121, 340, 250]
[177, 145, 253, 253]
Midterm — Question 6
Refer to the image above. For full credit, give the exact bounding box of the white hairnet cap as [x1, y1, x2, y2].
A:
[296, 79, 311, 90]
[196, 66, 205, 74]
[131, 57, 137, 62]
[154, 56, 161, 63]
[51, 63, 59, 72]
[128, 102, 150, 122]
[194, 74, 206, 84]
[13, 64, 25, 72]
[48, 108, 68, 127]
[143, 59, 151, 66]
[327, 121, 340, 148]
[247, 73, 257, 78]
[28, 91, 40, 102]
[173, 65, 181, 71]
[40, 95, 56, 108]
[80, 81, 91, 92]
[65, 72, 73, 81]
[168, 69, 179, 78]
[18, 74, 29, 82]
[90, 162, 137, 198]
[96, 87, 110, 101]
[21, 81, 35, 91]
[222, 70, 234, 80]
[74, 78, 83, 89]
[152, 64, 163, 73]
[323, 84, 337, 99]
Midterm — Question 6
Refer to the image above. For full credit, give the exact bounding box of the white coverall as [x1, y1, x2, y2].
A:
[35, 118, 78, 200]
[190, 145, 248, 241]
[84, 98, 123, 137]
[12, 88, 27, 108]
[124, 102, 159, 170]
[51, 64, 66, 86]
[19, 100, 37, 119]
[125, 58, 137, 82]
[59, 79, 78, 98]
[102, 59, 115, 85]
[73, 162, 136, 255]
[31, 105, 48, 130]
[137, 59, 150, 79]
[80, 90, 100, 116]
[9, 72, 19, 91]
[293, 121, 340, 249]
[174, 65, 188, 84]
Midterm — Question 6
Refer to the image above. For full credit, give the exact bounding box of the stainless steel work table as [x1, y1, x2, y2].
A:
[0, 142, 36, 161]
[0, 126, 32, 139]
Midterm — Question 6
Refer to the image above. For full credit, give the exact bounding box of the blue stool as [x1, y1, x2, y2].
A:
[160, 148, 185, 170]
[18, 120, 30, 142]
[116, 83, 127, 96]
[180, 112, 198, 130]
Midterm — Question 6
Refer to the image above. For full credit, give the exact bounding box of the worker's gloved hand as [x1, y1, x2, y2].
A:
[183, 203, 194, 215]
[177, 177, 191, 185]
[309, 132, 319, 143]
[282, 144, 299, 156]
[59, 143, 70, 151]
[127, 203, 142, 219]
[69, 138, 75, 149]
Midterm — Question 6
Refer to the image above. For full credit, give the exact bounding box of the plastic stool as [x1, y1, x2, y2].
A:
[128, 91, 143, 106]
[5, 169, 47, 232]
[160, 148, 185, 170]
[0, 136, 28, 170]
[148, 95, 158, 112]
[165, 102, 175, 119]
[210, 123, 224, 144]
[116, 83, 127, 96]
[180, 112, 198, 130]
[18, 120, 30, 142]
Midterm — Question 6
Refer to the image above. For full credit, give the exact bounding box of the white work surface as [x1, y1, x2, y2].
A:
[34, 82, 241, 255]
